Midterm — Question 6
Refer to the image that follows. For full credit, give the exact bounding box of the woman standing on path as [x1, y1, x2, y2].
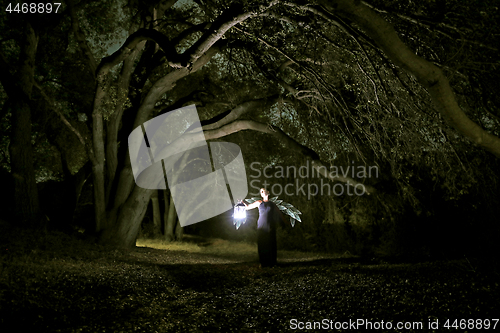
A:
[243, 188, 286, 267]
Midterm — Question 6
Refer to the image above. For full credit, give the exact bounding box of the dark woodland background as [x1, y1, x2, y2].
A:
[1, 0, 500, 258]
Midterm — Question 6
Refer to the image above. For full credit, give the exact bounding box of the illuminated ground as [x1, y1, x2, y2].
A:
[1, 231, 498, 332]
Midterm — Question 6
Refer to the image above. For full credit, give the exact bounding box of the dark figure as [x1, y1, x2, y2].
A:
[244, 188, 285, 267]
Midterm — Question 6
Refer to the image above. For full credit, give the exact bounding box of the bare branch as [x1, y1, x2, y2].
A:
[112, 40, 229, 211]
[68, 0, 98, 77]
[202, 95, 280, 131]
[171, 22, 211, 46]
[97, 29, 185, 75]
[184, 1, 280, 64]
[202, 120, 376, 194]
[132, 39, 228, 130]
[317, 0, 500, 157]
[33, 81, 88, 149]
[361, 1, 498, 52]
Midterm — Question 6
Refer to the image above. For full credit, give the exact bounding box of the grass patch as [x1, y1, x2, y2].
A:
[137, 236, 257, 255]
[137, 235, 342, 262]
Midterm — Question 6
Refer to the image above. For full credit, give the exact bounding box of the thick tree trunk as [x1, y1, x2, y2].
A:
[163, 190, 170, 240]
[99, 186, 153, 247]
[100, 56, 224, 246]
[174, 220, 183, 241]
[105, 43, 144, 204]
[91, 156, 106, 232]
[9, 22, 40, 225]
[164, 191, 177, 242]
[151, 190, 161, 237]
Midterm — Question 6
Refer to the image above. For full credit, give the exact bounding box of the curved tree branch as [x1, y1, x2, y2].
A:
[33, 82, 89, 150]
[132, 39, 229, 130]
[195, 95, 376, 193]
[316, 0, 500, 158]
[203, 120, 376, 194]
[361, 1, 498, 52]
[171, 22, 211, 46]
[97, 29, 186, 75]
[202, 94, 280, 131]
[105, 41, 145, 204]
[183, 1, 280, 65]
[112, 40, 229, 214]
[94, 29, 217, 230]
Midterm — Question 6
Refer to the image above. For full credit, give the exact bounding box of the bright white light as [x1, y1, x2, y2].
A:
[234, 209, 246, 219]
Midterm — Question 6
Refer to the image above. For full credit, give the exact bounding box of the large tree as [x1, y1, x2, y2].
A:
[0, 19, 40, 225]
[1, 0, 498, 247]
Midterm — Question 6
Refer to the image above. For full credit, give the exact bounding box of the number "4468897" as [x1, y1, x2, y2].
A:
[6, 3, 62, 14]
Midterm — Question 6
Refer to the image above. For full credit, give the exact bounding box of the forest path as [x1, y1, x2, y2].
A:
[1, 231, 499, 332]
[135, 234, 339, 265]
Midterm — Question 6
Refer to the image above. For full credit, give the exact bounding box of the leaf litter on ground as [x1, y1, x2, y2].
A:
[0, 228, 499, 332]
